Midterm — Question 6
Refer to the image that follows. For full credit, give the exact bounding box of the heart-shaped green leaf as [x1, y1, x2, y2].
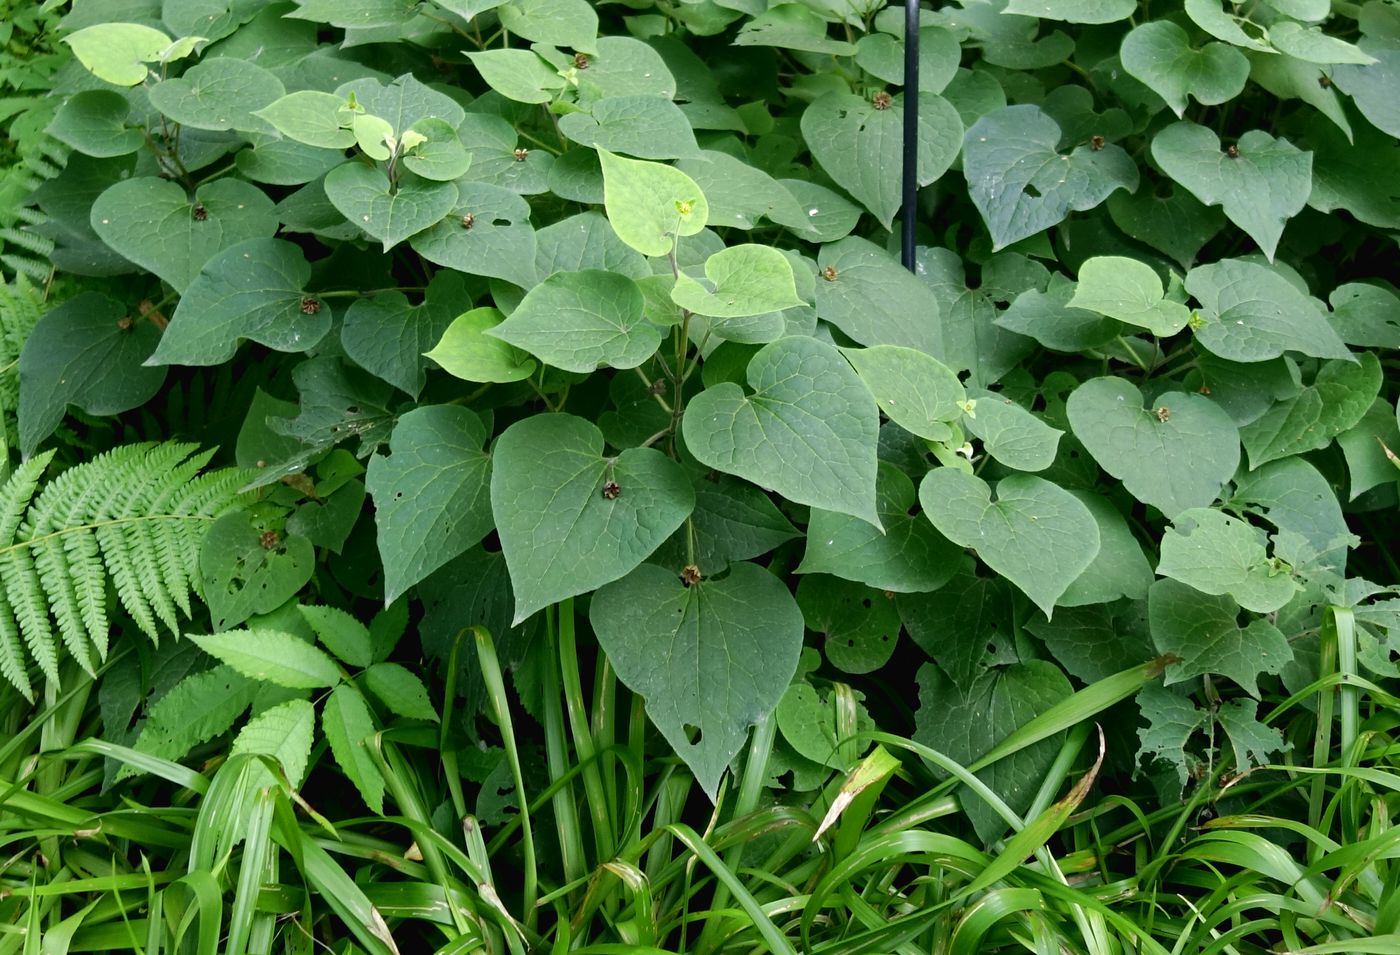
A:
[253, 90, 356, 149]
[559, 95, 701, 160]
[1151, 122, 1311, 261]
[1067, 376, 1241, 518]
[919, 469, 1100, 616]
[425, 307, 537, 384]
[1156, 508, 1298, 613]
[1120, 21, 1249, 117]
[1069, 255, 1191, 336]
[200, 509, 316, 631]
[801, 91, 962, 229]
[1148, 578, 1292, 696]
[324, 163, 458, 251]
[1239, 352, 1381, 468]
[491, 413, 695, 623]
[814, 236, 942, 355]
[410, 182, 538, 289]
[342, 272, 473, 397]
[1185, 258, 1352, 361]
[590, 560, 803, 799]
[840, 344, 965, 441]
[64, 22, 174, 86]
[797, 575, 902, 674]
[799, 462, 962, 593]
[599, 148, 708, 257]
[489, 269, 660, 372]
[466, 49, 566, 104]
[148, 58, 285, 131]
[682, 336, 880, 525]
[964, 104, 1139, 250]
[367, 405, 494, 604]
[671, 244, 804, 319]
[1107, 184, 1226, 268]
[91, 177, 278, 293]
[48, 90, 145, 157]
[150, 238, 329, 366]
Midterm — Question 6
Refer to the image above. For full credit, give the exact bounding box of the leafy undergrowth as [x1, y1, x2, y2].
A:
[2, 0, 1399, 949]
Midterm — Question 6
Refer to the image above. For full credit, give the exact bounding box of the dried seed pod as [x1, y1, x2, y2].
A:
[872, 90, 893, 110]
[461, 212, 475, 229]
[601, 480, 621, 499]
[259, 530, 281, 550]
[301, 297, 322, 315]
[680, 564, 703, 586]
[821, 264, 838, 282]
[1090, 134, 1105, 150]
[513, 147, 529, 161]
[1155, 406, 1171, 423]
[192, 203, 208, 221]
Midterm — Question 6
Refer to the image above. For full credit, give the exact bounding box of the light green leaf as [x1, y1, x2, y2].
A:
[964, 104, 1139, 249]
[299, 605, 373, 669]
[814, 236, 942, 355]
[1060, 492, 1153, 606]
[410, 182, 538, 289]
[675, 151, 816, 235]
[364, 662, 439, 721]
[599, 148, 708, 257]
[1157, 508, 1297, 613]
[1184, 0, 1272, 51]
[343, 272, 472, 397]
[324, 163, 458, 251]
[48, 90, 145, 157]
[425, 307, 537, 384]
[996, 275, 1119, 353]
[963, 387, 1064, 472]
[150, 238, 327, 366]
[1120, 21, 1250, 116]
[1069, 256, 1191, 335]
[1067, 376, 1240, 518]
[290, 0, 419, 27]
[1003, 0, 1135, 22]
[682, 336, 880, 525]
[400, 118, 472, 181]
[92, 177, 278, 294]
[671, 244, 803, 319]
[191, 629, 341, 689]
[199, 510, 316, 632]
[559, 95, 701, 160]
[231, 698, 315, 788]
[590, 561, 804, 799]
[735, 4, 856, 54]
[1329, 283, 1400, 348]
[466, 49, 566, 104]
[915, 659, 1073, 843]
[336, 73, 466, 133]
[919, 469, 1100, 616]
[799, 462, 962, 594]
[489, 269, 659, 372]
[1185, 258, 1352, 361]
[780, 179, 862, 243]
[129, 665, 257, 773]
[366, 405, 494, 604]
[491, 414, 695, 623]
[64, 22, 171, 86]
[1149, 578, 1292, 695]
[498, 0, 599, 52]
[801, 91, 962, 229]
[840, 344, 965, 441]
[1270, 20, 1376, 64]
[323, 683, 386, 812]
[1239, 352, 1381, 468]
[1152, 122, 1312, 261]
[253, 91, 356, 149]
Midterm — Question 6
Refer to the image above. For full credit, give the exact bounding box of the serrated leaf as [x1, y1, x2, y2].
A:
[489, 269, 659, 372]
[591, 561, 804, 799]
[424, 308, 537, 384]
[1067, 376, 1241, 518]
[915, 659, 1073, 843]
[191, 629, 341, 689]
[963, 387, 1064, 472]
[17, 292, 166, 458]
[1151, 122, 1311, 261]
[1239, 352, 1381, 467]
[1149, 578, 1292, 695]
[801, 90, 964, 229]
[91, 177, 278, 293]
[559, 96, 701, 160]
[964, 104, 1139, 250]
[1217, 697, 1286, 771]
[1185, 258, 1352, 361]
[149, 58, 285, 131]
[1135, 683, 1206, 791]
[150, 238, 328, 366]
[299, 605, 373, 669]
[491, 413, 694, 623]
[840, 344, 965, 441]
[364, 662, 439, 720]
[599, 148, 708, 257]
[342, 272, 472, 397]
[1157, 508, 1298, 613]
[231, 698, 315, 788]
[1120, 21, 1249, 117]
[799, 462, 962, 594]
[322, 682, 386, 812]
[128, 665, 258, 774]
[682, 336, 880, 525]
[919, 469, 1100, 616]
[671, 244, 803, 319]
[1069, 256, 1191, 336]
[324, 163, 458, 251]
[366, 405, 494, 605]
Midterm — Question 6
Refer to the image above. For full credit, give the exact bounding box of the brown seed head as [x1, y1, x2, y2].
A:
[1090, 134, 1105, 150]
[872, 90, 893, 110]
[259, 530, 281, 550]
[192, 203, 208, 221]
[1226, 143, 1240, 158]
[821, 264, 838, 282]
[1318, 74, 1331, 89]
[301, 297, 322, 315]
[574, 52, 590, 69]
[461, 212, 475, 229]
[116, 316, 134, 331]
[601, 480, 621, 500]
[1155, 406, 1171, 423]
[680, 564, 703, 586]
[513, 147, 529, 162]
[1198, 384, 1212, 395]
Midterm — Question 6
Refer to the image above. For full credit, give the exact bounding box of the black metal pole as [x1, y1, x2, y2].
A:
[900, 0, 919, 273]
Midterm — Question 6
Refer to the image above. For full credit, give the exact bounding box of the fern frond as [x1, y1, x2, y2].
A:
[0, 443, 252, 699]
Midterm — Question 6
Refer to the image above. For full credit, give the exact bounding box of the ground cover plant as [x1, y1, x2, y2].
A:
[2, 0, 1400, 950]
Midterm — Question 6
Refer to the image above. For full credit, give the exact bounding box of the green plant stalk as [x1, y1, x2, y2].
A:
[543, 614, 587, 888]
[557, 597, 619, 860]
